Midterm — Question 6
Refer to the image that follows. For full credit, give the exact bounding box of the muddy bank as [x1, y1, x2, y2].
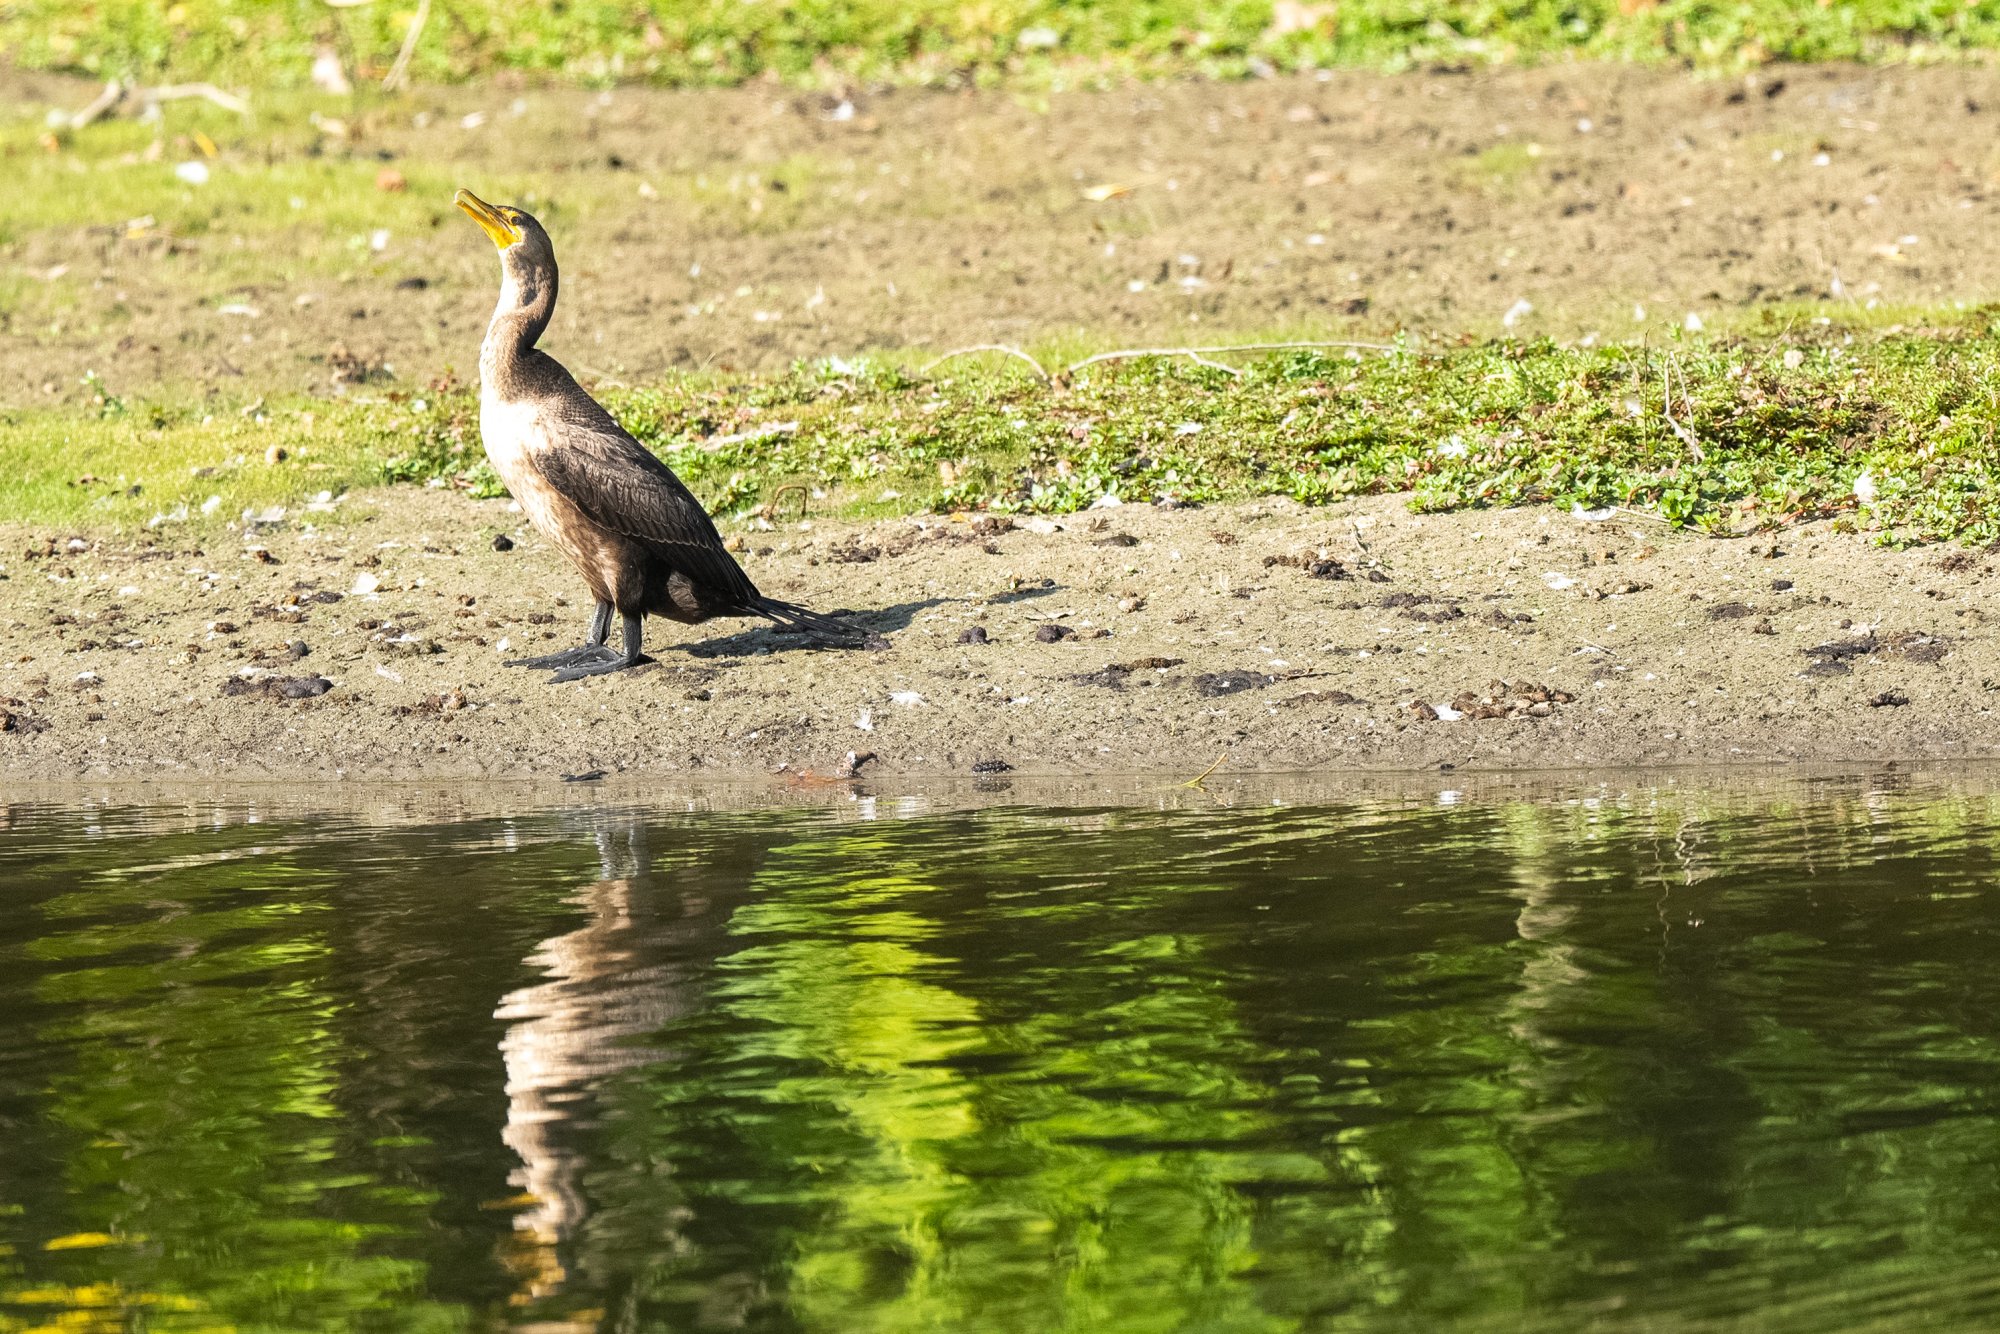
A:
[8, 62, 2000, 400]
[2, 490, 1996, 779]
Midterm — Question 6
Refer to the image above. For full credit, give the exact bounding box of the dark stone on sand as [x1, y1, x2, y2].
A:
[492, 533, 515, 552]
[1265, 553, 1350, 580]
[958, 625, 990, 645]
[972, 758, 1013, 774]
[1883, 633, 1949, 664]
[1869, 690, 1910, 708]
[561, 770, 608, 783]
[1403, 603, 1465, 624]
[221, 674, 332, 700]
[1707, 602, 1755, 621]
[0, 708, 50, 734]
[1279, 689, 1363, 708]
[1805, 635, 1876, 663]
[1193, 669, 1270, 698]
[1094, 533, 1140, 548]
[1035, 623, 1074, 643]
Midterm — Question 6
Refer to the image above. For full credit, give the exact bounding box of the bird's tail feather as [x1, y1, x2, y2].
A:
[755, 598, 863, 642]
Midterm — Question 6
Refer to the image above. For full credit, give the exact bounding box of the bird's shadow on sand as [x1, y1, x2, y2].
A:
[682, 597, 957, 659]
[984, 579, 1062, 606]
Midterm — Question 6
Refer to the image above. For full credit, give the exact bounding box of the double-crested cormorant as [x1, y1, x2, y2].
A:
[455, 188, 851, 682]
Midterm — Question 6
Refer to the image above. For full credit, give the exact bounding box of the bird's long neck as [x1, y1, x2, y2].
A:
[481, 261, 557, 390]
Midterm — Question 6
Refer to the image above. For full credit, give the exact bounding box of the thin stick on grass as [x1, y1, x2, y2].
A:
[1065, 340, 1395, 377]
[146, 84, 252, 116]
[67, 80, 250, 130]
[760, 483, 811, 524]
[1077, 348, 1244, 377]
[921, 345, 1051, 380]
[921, 340, 1395, 383]
[382, 0, 431, 92]
[66, 81, 126, 130]
[1661, 353, 1705, 463]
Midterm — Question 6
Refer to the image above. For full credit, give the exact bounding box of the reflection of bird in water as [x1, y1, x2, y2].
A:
[454, 188, 854, 683]
[493, 821, 715, 1305]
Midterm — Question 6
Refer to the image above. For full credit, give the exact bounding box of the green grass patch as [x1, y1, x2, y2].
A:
[1457, 140, 1551, 192]
[0, 389, 419, 531]
[11, 324, 2000, 547]
[11, 0, 2000, 93]
[0, 94, 587, 294]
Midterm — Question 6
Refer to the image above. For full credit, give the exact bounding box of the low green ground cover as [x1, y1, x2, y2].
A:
[8, 0, 2000, 94]
[9, 322, 2000, 546]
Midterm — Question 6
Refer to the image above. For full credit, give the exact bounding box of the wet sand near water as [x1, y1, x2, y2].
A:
[3, 490, 1996, 779]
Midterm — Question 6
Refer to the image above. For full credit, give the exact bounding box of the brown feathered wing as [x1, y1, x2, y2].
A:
[533, 399, 761, 609]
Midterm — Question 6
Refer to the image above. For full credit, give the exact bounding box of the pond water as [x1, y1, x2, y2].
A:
[5, 777, 2000, 1332]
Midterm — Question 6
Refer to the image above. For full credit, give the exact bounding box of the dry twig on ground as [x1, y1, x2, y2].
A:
[65, 80, 250, 130]
[1065, 341, 1394, 377]
[382, 0, 431, 92]
[1660, 353, 1705, 463]
[921, 345, 1052, 380]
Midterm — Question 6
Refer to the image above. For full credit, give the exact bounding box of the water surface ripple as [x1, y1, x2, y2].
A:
[3, 782, 1999, 1331]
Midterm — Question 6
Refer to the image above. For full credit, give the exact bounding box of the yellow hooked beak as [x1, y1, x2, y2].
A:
[454, 188, 521, 249]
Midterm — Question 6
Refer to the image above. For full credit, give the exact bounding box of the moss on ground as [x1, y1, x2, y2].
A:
[10, 320, 2000, 548]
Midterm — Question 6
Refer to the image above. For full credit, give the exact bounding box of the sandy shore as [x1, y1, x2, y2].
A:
[2, 489, 1995, 779]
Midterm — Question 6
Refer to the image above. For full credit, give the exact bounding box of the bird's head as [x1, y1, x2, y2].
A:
[455, 188, 556, 309]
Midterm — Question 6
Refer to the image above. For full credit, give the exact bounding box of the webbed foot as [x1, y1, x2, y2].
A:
[548, 653, 650, 684]
[505, 644, 619, 670]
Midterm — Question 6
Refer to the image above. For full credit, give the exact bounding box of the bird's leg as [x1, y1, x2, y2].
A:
[504, 601, 618, 669]
[548, 613, 649, 683]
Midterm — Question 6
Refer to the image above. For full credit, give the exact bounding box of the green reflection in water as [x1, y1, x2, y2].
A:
[1, 823, 461, 1330]
[5, 786, 2000, 1332]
